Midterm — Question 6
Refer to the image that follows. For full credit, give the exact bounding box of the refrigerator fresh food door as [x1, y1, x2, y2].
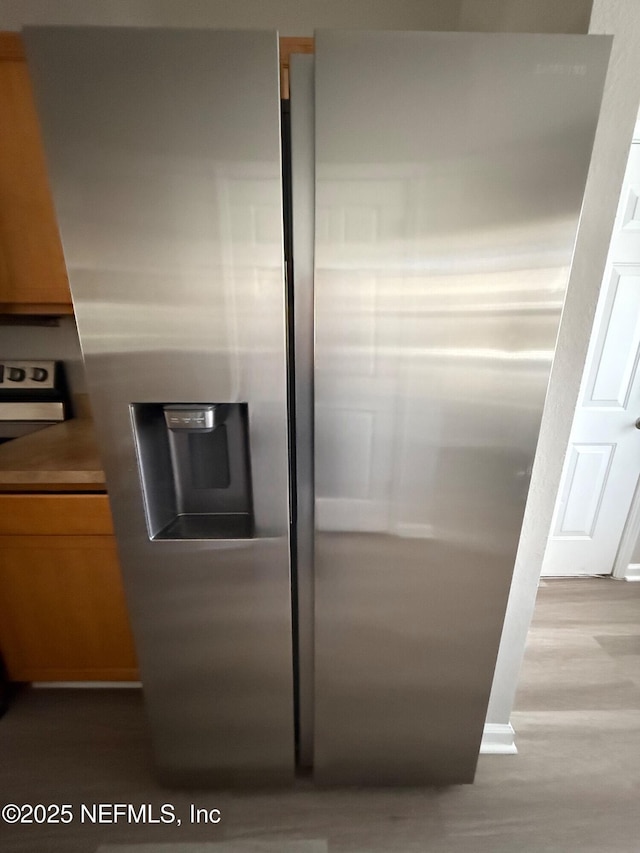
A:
[312, 31, 611, 784]
[25, 27, 294, 785]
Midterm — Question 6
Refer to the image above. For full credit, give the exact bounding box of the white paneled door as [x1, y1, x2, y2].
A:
[543, 140, 640, 576]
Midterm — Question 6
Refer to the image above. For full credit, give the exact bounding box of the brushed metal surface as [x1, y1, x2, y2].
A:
[313, 31, 611, 784]
[289, 54, 316, 769]
[25, 27, 294, 785]
[0, 402, 64, 420]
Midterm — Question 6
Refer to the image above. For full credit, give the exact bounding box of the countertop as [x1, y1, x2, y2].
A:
[0, 418, 106, 491]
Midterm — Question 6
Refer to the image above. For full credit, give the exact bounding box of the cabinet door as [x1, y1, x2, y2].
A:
[0, 33, 71, 313]
[0, 534, 138, 681]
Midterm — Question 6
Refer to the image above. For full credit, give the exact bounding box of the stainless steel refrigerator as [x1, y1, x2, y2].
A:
[24, 27, 610, 786]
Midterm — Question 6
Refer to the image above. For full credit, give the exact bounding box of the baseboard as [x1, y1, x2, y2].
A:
[480, 723, 517, 754]
[624, 563, 640, 581]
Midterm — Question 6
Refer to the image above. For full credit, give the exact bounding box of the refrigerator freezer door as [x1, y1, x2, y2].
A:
[312, 31, 610, 784]
[25, 27, 294, 785]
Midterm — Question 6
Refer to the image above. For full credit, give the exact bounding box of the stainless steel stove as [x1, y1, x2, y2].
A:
[0, 360, 69, 443]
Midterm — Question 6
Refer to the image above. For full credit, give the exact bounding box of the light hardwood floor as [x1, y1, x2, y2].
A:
[0, 578, 639, 852]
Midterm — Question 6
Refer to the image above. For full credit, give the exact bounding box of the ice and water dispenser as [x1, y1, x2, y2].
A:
[131, 403, 254, 540]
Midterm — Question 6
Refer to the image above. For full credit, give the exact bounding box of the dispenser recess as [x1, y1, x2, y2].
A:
[131, 402, 254, 540]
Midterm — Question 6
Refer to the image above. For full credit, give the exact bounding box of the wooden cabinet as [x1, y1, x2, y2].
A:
[0, 494, 138, 681]
[0, 32, 72, 314]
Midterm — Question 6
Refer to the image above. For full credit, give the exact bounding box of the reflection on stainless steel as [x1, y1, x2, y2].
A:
[313, 31, 610, 784]
[25, 27, 294, 785]
[289, 54, 316, 770]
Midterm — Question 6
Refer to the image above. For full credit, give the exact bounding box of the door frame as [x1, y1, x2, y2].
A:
[612, 477, 640, 579]
[612, 119, 640, 582]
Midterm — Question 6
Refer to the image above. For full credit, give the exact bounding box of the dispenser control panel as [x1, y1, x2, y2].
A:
[163, 405, 216, 431]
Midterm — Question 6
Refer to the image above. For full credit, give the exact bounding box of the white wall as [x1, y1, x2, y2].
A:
[0, 0, 596, 35]
[485, 0, 640, 734]
[0, 0, 460, 34]
[458, 0, 592, 33]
